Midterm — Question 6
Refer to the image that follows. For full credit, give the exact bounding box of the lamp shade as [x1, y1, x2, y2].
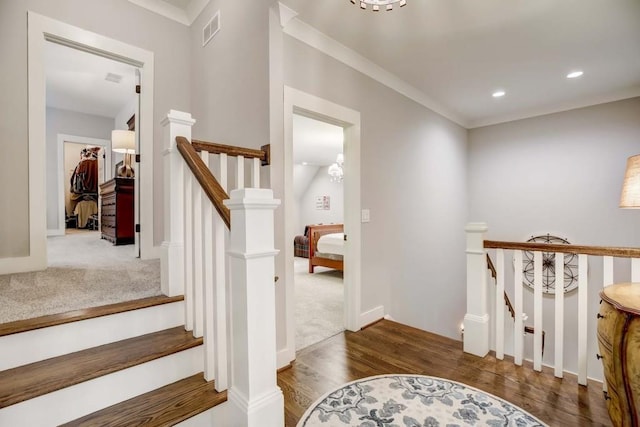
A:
[620, 154, 640, 208]
[111, 130, 135, 154]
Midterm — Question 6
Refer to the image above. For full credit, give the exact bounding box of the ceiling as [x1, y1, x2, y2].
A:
[45, 1, 640, 128]
[45, 42, 137, 119]
[293, 114, 344, 166]
[279, 0, 640, 128]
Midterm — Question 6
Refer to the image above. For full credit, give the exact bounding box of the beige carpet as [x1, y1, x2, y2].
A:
[295, 257, 344, 350]
[0, 231, 161, 324]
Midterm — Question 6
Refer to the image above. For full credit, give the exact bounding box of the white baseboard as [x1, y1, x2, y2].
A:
[0, 255, 46, 275]
[360, 305, 385, 329]
[47, 228, 65, 237]
[276, 347, 295, 370]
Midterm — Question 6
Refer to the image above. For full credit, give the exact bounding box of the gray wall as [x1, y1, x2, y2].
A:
[0, 0, 190, 257]
[283, 35, 470, 340]
[46, 107, 114, 231]
[189, 0, 272, 149]
[296, 166, 344, 235]
[468, 97, 640, 380]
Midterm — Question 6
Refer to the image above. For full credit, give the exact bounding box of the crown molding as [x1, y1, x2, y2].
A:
[127, 0, 210, 26]
[469, 86, 640, 129]
[282, 17, 468, 128]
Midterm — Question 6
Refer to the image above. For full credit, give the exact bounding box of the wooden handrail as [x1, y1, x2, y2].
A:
[176, 136, 231, 229]
[192, 139, 267, 162]
[484, 240, 640, 258]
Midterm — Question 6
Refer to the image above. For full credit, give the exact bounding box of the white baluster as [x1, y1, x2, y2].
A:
[632, 258, 640, 282]
[192, 163, 204, 338]
[213, 153, 228, 391]
[236, 155, 245, 189]
[251, 157, 261, 188]
[183, 168, 194, 332]
[533, 251, 543, 372]
[513, 250, 524, 366]
[603, 256, 614, 287]
[554, 252, 564, 378]
[578, 254, 588, 385]
[201, 152, 215, 380]
[495, 249, 505, 360]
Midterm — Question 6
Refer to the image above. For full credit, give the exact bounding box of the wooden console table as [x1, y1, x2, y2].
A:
[99, 178, 134, 245]
[597, 282, 640, 426]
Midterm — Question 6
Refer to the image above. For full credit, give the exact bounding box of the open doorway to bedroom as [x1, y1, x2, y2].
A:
[0, 24, 161, 325]
[292, 114, 345, 350]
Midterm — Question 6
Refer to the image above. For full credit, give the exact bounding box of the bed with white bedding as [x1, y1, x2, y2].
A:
[307, 224, 344, 273]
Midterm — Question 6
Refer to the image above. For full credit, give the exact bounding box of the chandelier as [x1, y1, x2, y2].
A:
[350, 0, 407, 11]
[328, 153, 344, 182]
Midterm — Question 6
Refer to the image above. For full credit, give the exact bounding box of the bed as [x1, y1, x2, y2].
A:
[308, 224, 344, 273]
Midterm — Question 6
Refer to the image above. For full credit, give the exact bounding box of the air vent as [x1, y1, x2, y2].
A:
[202, 11, 221, 47]
[105, 73, 123, 83]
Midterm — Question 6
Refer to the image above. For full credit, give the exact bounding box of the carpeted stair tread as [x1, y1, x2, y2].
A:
[60, 374, 226, 427]
[0, 295, 184, 337]
[0, 326, 202, 408]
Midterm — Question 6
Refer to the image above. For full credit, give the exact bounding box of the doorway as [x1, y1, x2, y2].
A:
[26, 11, 156, 276]
[283, 87, 362, 364]
[292, 114, 345, 350]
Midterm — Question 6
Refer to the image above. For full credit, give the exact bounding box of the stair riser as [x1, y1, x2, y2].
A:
[175, 402, 228, 426]
[0, 345, 203, 426]
[0, 301, 184, 371]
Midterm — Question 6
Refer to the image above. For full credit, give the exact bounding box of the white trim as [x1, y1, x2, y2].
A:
[281, 17, 467, 128]
[56, 134, 111, 237]
[283, 86, 363, 363]
[469, 86, 640, 128]
[126, 0, 210, 26]
[360, 305, 385, 328]
[27, 12, 156, 276]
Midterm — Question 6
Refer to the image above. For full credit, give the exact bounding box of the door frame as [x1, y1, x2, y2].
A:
[51, 134, 112, 236]
[282, 86, 362, 364]
[26, 11, 155, 273]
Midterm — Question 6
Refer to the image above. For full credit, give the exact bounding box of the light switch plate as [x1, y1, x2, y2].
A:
[361, 209, 370, 223]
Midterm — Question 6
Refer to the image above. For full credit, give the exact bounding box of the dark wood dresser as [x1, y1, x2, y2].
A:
[597, 282, 640, 426]
[99, 178, 134, 245]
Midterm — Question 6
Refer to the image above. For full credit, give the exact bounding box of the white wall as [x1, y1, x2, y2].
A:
[282, 35, 469, 341]
[296, 166, 344, 234]
[46, 107, 114, 231]
[468, 97, 640, 381]
[0, 0, 190, 257]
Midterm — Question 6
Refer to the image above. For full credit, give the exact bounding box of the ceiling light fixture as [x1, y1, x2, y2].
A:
[328, 153, 344, 182]
[492, 90, 506, 98]
[567, 71, 584, 79]
[350, 0, 407, 11]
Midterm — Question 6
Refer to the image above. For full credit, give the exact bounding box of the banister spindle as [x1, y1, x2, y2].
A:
[603, 256, 614, 287]
[533, 251, 543, 372]
[554, 252, 564, 378]
[201, 151, 215, 381]
[192, 160, 204, 338]
[632, 258, 640, 282]
[577, 254, 588, 385]
[236, 155, 245, 189]
[495, 249, 505, 360]
[251, 157, 261, 188]
[183, 163, 194, 332]
[513, 250, 524, 366]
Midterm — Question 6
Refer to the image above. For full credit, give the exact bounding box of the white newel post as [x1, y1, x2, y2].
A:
[160, 110, 195, 296]
[464, 222, 490, 357]
[224, 188, 283, 427]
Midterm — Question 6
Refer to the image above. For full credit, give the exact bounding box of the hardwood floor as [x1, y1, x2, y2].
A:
[277, 319, 610, 426]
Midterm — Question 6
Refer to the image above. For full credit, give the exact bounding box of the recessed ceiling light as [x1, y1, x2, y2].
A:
[302, 162, 308, 166]
[567, 71, 584, 79]
[492, 90, 506, 98]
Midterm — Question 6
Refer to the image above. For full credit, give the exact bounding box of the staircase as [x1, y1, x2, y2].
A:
[0, 296, 227, 426]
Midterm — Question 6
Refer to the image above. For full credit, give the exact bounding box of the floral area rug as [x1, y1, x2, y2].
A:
[298, 374, 548, 427]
